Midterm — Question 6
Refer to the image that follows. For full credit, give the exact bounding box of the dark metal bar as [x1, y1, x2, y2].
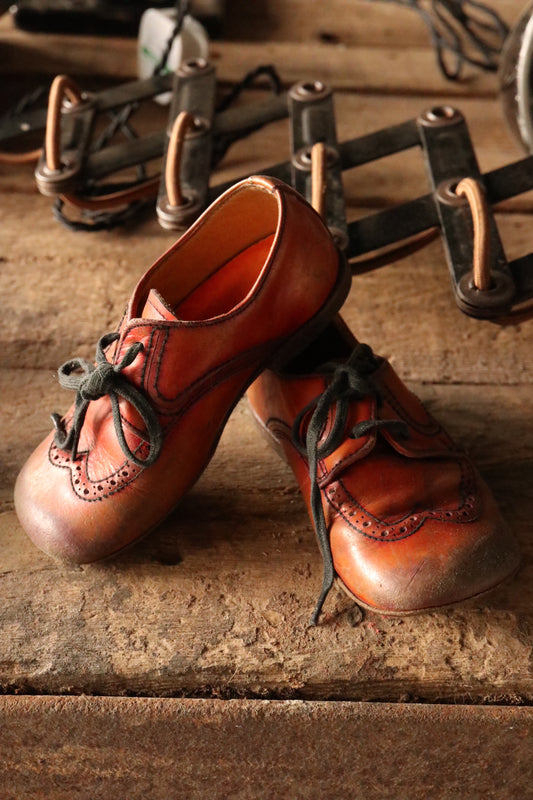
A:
[483, 155, 533, 203]
[347, 194, 439, 257]
[0, 107, 47, 144]
[213, 94, 288, 136]
[338, 119, 420, 170]
[84, 131, 166, 181]
[94, 74, 174, 113]
[509, 253, 533, 304]
[82, 92, 289, 186]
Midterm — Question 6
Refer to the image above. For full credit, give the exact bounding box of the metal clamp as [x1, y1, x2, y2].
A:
[288, 80, 348, 250]
[156, 59, 216, 231]
[343, 105, 533, 321]
[34, 73, 174, 197]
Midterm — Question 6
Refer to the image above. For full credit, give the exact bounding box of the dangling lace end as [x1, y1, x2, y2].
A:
[51, 408, 83, 461]
[51, 411, 73, 454]
[308, 572, 335, 627]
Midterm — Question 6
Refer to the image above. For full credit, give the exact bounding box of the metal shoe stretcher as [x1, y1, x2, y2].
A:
[4, 58, 533, 323]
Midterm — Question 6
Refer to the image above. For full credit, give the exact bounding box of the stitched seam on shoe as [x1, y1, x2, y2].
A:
[265, 416, 311, 470]
[135, 181, 281, 320]
[151, 337, 283, 404]
[377, 381, 444, 436]
[141, 327, 164, 391]
[335, 477, 416, 527]
[326, 489, 428, 542]
[316, 433, 377, 484]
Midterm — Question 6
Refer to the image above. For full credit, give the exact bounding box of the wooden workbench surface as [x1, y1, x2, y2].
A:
[1, 2, 533, 795]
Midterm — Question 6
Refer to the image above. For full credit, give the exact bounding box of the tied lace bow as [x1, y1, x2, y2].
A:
[52, 332, 163, 468]
[291, 343, 408, 626]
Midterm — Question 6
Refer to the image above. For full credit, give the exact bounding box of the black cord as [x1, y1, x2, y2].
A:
[154, 0, 190, 74]
[216, 64, 282, 114]
[1, 84, 48, 122]
[53, 196, 153, 232]
[365, 0, 508, 81]
[212, 64, 283, 168]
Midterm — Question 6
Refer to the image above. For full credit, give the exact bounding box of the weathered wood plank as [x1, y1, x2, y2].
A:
[223, 0, 523, 48]
[208, 41, 503, 96]
[0, 21, 506, 96]
[1, 369, 532, 702]
[1, 2, 532, 713]
[1, 696, 533, 800]
[0, 0, 524, 59]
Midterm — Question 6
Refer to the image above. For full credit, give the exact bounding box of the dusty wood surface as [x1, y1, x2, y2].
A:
[1, 696, 533, 800]
[1, 0, 533, 710]
[0, 2, 525, 96]
[1, 373, 532, 701]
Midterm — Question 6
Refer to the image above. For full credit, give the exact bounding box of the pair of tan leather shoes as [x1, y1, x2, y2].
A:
[15, 176, 520, 624]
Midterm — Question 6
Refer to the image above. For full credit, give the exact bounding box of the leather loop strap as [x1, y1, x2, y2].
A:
[165, 111, 197, 207]
[60, 175, 160, 211]
[311, 141, 327, 218]
[45, 74, 84, 172]
[454, 177, 491, 291]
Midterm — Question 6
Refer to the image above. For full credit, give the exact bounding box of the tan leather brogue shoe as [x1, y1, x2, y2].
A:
[247, 316, 521, 624]
[15, 176, 351, 562]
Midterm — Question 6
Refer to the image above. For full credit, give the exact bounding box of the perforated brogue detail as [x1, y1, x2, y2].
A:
[325, 460, 481, 542]
[48, 440, 149, 501]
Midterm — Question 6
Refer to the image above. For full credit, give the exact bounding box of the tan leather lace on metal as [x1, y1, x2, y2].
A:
[310, 140, 442, 272]
[454, 176, 491, 291]
[45, 74, 84, 172]
[311, 142, 327, 218]
[165, 111, 196, 207]
[45, 74, 160, 212]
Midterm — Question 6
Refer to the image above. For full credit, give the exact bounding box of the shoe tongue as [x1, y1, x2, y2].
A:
[140, 289, 179, 321]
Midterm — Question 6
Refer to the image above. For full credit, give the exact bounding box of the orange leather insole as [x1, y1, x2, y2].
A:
[175, 234, 275, 321]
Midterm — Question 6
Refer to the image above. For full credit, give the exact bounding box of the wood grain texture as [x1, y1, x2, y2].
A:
[1, 0, 533, 727]
[223, 0, 523, 47]
[0, 17, 511, 96]
[1, 696, 533, 800]
[1, 367, 532, 702]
